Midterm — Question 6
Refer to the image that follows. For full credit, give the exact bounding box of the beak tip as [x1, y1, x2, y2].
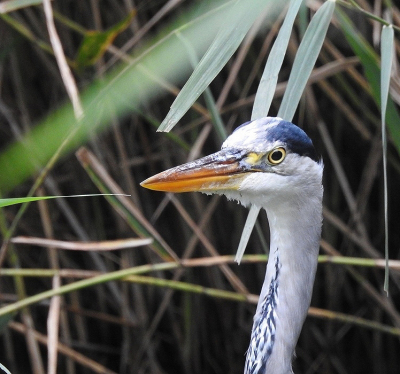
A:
[140, 178, 152, 189]
[140, 176, 165, 191]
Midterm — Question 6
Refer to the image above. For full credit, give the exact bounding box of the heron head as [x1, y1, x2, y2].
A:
[141, 117, 323, 208]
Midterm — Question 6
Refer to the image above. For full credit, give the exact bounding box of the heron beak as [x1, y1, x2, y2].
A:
[140, 149, 250, 192]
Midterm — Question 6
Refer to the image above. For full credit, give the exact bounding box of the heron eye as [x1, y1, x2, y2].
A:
[267, 147, 286, 164]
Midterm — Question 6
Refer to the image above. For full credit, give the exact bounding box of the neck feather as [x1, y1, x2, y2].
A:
[245, 194, 322, 374]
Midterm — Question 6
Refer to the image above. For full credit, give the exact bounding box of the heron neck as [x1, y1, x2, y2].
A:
[246, 196, 322, 374]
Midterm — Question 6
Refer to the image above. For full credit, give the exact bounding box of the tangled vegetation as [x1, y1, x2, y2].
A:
[0, 0, 400, 373]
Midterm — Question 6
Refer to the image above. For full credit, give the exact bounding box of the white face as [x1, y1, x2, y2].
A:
[212, 117, 323, 208]
[216, 152, 323, 209]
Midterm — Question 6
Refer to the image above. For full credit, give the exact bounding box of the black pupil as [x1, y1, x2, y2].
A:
[271, 150, 282, 161]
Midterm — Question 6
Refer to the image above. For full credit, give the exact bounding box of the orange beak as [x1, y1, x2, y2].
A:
[140, 149, 251, 193]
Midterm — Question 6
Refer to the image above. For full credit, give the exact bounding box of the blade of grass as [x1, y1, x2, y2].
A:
[0, 13, 56, 57]
[158, 0, 286, 132]
[43, 0, 83, 119]
[235, 205, 260, 264]
[11, 237, 153, 250]
[0, 262, 180, 318]
[128, 273, 400, 336]
[335, 8, 400, 153]
[0, 363, 11, 374]
[2, 254, 400, 277]
[251, 0, 303, 119]
[0, 0, 45, 13]
[176, 31, 227, 141]
[8, 321, 118, 374]
[243, 0, 303, 260]
[1, 258, 399, 337]
[76, 147, 179, 262]
[380, 25, 393, 293]
[278, 0, 336, 121]
[0, 194, 127, 208]
[241, 0, 335, 261]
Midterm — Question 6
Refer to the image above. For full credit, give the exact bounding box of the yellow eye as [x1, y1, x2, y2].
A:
[267, 147, 286, 164]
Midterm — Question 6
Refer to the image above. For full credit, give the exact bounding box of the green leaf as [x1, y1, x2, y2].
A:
[75, 10, 136, 68]
[243, 0, 303, 259]
[0, 194, 127, 208]
[381, 26, 393, 115]
[380, 25, 393, 293]
[176, 31, 227, 141]
[278, 0, 335, 121]
[241, 0, 333, 263]
[158, 0, 287, 132]
[335, 8, 400, 154]
[252, 0, 303, 120]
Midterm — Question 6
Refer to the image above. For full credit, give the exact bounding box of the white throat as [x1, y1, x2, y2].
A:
[245, 187, 323, 374]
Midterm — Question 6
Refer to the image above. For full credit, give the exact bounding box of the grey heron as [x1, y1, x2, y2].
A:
[141, 117, 323, 374]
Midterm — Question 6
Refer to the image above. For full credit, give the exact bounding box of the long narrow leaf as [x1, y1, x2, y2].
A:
[0, 194, 127, 208]
[235, 205, 260, 264]
[158, 0, 286, 132]
[335, 8, 400, 153]
[76, 147, 178, 262]
[176, 31, 227, 141]
[278, 0, 335, 121]
[243, 0, 303, 261]
[0, 0, 44, 13]
[252, 0, 303, 120]
[240, 0, 332, 262]
[0, 363, 11, 374]
[380, 25, 393, 293]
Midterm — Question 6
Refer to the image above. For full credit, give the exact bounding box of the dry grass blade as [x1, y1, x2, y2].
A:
[308, 307, 400, 337]
[42, 0, 83, 119]
[4, 262, 400, 339]
[123, 275, 400, 336]
[9, 322, 117, 374]
[47, 276, 60, 374]
[3, 257, 400, 337]
[169, 195, 248, 293]
[76, 147, 179, 262]
[0, 262, 179, 319]
[2, 255, 400, 278]
[11, 237, 153, 251]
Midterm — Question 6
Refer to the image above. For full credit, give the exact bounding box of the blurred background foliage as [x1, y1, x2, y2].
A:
[0, 0, 400, 373]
